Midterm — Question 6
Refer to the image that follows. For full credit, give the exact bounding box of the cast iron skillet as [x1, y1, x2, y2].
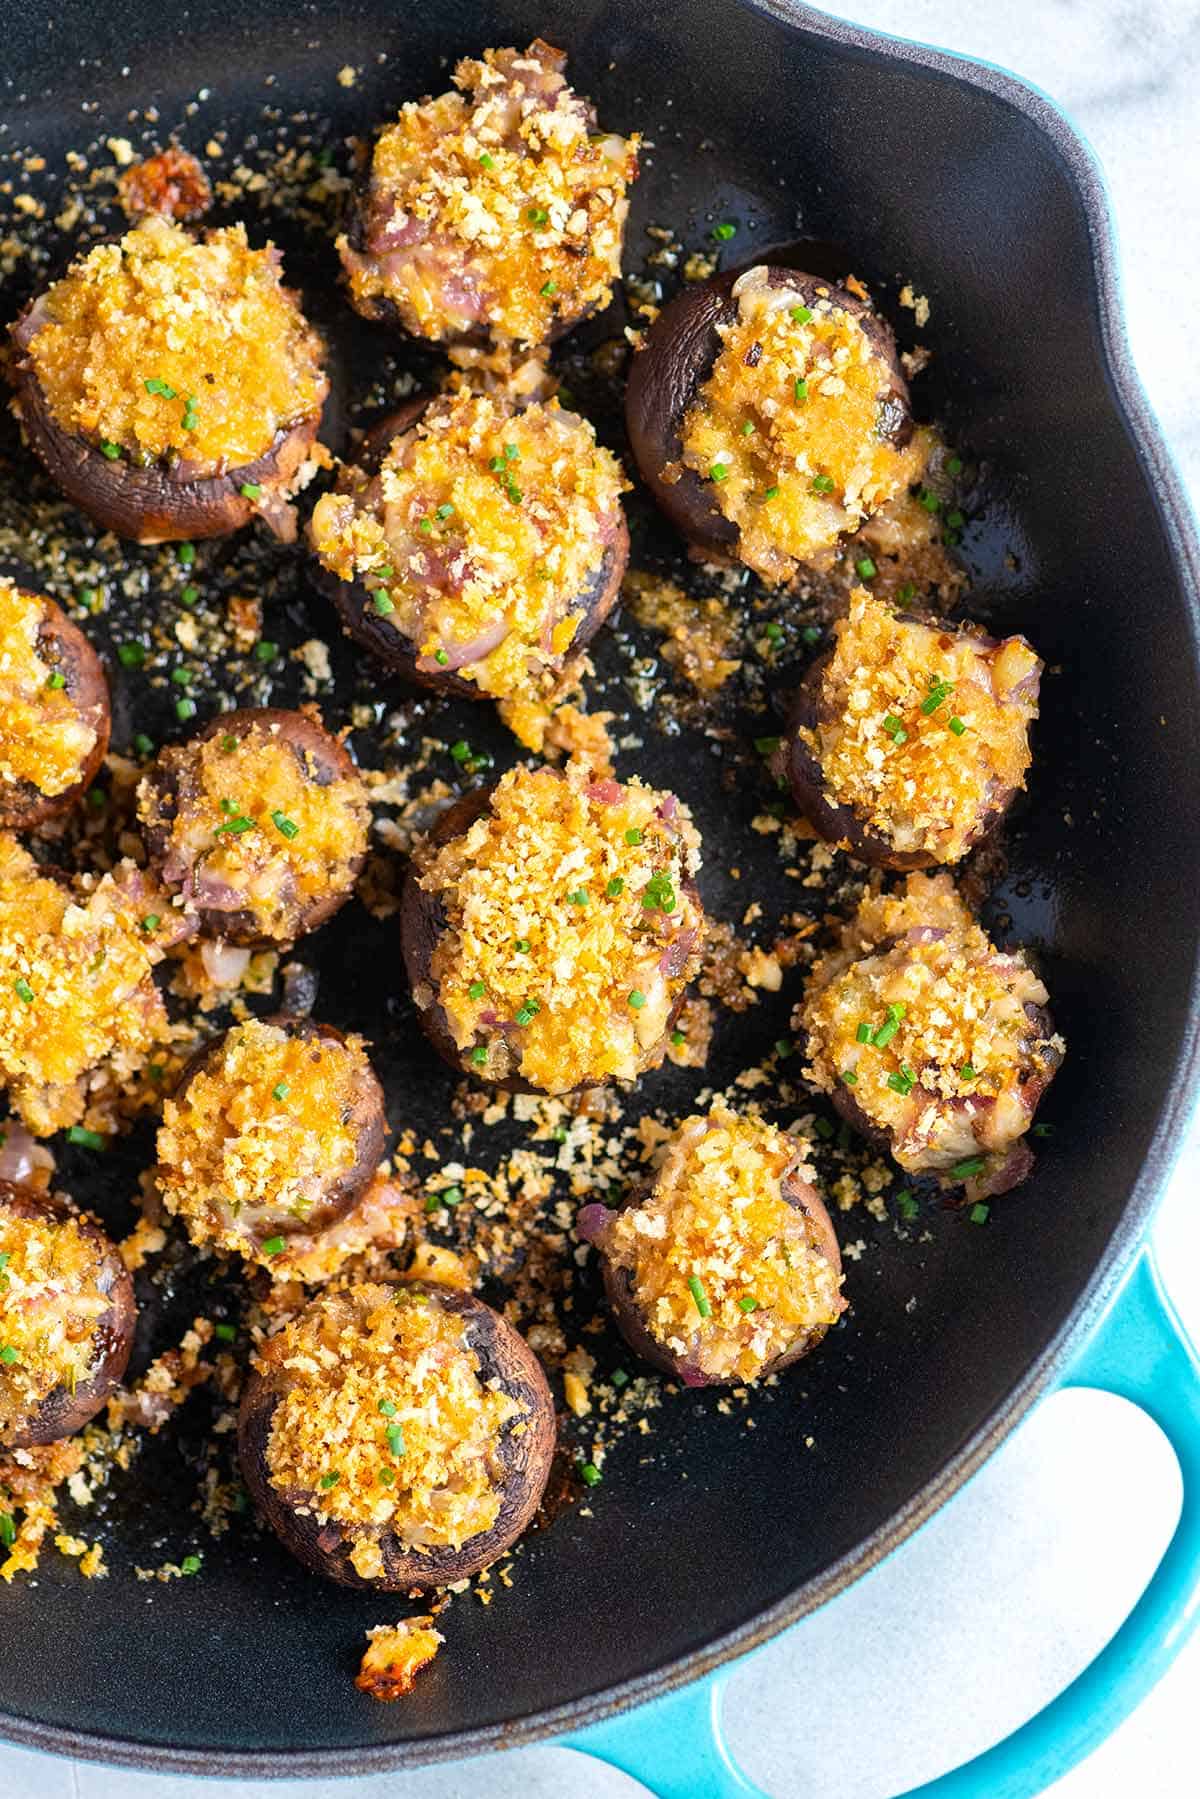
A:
[1, 0, 1198, 1777]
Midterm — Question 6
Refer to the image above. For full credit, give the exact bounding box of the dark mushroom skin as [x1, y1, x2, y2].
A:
[0, 592, 110, 829]
[581, 1166, 842, 1386]
[8, 345, 324, 545]
[164, 1015, 387, 1244]
[625, 265, 911, 562]
[399, 786, 700, 1093]
[0, 1183, 135, 1449]
[237, 1281, 556, 1589]
[139, 707, 367, 946]
[310, 398, 629, 701]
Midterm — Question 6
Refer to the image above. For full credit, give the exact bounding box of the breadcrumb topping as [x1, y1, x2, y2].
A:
[23, 215, 326, 468]
[139, 719, 370, 944]
[0, 834, 166, 1133]
[0, 580, 98, 799]
[0, 1198, 112, 1444]
[157, 1018, 377, 1260]
[800, 874, 1064, 1175]
[260, 1283, 522, 1551]
[680, 267, 921, 583]
[337, 40, 638, 344]
[417, 763, 704, 1093]
[356, 1617, 444, 1699]
[310, 390, 626, 701]
[599, 1105, 843, 1382]
[800, 588, 1041, 860]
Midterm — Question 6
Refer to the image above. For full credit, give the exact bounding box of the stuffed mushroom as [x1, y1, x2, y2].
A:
[578, 1104, 844, 1385]
[797, 873, 1064, 1200]
[9, 214, 327, 543]
[781, 588, 1042, 868]
[0, 578, 110, 829]
[401, 762, 705, 1094]
[309, 388, 628, 709]
[0, 1184, 135, 1449]
[337, 39, 639, 348]
[138, 708, 370, 948]
[238, 1279, 555, 1588]
[156, 1015, 387, 1269]
[0, 833, 171, 1135]
[626, 264, 920, 583]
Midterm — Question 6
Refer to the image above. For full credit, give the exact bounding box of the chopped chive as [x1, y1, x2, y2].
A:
[946, 509, 965, 530]
[418, 516, 433, 534]
[272, 810, 300, 841]
[170, 666, 193, 686]
[450, 740, 471, 764]
[712, 221, 736, 241]
[220, 733, 238, 752]
[262, 1235, 285, 1256]
[969, 1202, 990, 1225]
[624, 827, 643, 845]
[948, 715, 967, 736]
[764, 620, 783, 642]
[133, 732, 154, 756]
[790, 304, 813, 324]
[611, 1368, 629, 1389]
[373, 593, 395, 615]
[855, 557, 877, 579]
[754, 734, 780, 755]
[896, 1189, 919, 1221]
[240, 482, 262, 500]
[87, 788, 107, 813]
[178, 542, 196, 566]
[774, 1038, 793, 1059]
[606, 877, 625, 897]
[764, 484, 780, 499]
[709, 462, 729, 482]
[254, 640, 278, 662]
[45, 669, 67, 690]
[181, 396, 199, 431]
[515, 1000, 540, 1027]
[737, 1297, 759, 1313]
[1032, 1122, 1054, 1139]
[214, 1323, 237, 1342]
[840, 1068, 858, 1086]
[952, 1156, 986, 1179]
[213, 814, 253, 835]
[882, 714, 907, 744]
[319, 1472, 340, 1490]
[897, 581, 917, 604]
[377, 1466, 396, 1486]
[526, 206, 548, 224]
[13, 978, 34, 1004]
[627, 989, 646, 1010]
[434, 648, 449, 665]
[856, 1021, 872, 1043]
[386, 1423, 406, 1457]
[144, 377, 177, 398]
[378, 1398, 398, 1416]
[886, 1065, 916, 1096]
[436, 503, 454, 520]
[180, 584, 200, 608]
[479, 151, 495, 168]
[567, 888, 588, 906]
[919, 489, 941, 513]
[468, 980, 487, 1000]
[801, 624, 822, 645]
[0, 1347, 18, 1365]
[960, 1064, 976, 1080]
[814, 1116, 835, 1141]
[921, 678, 954, 716]
[947, 455, 964, 476]
[540, 280, 557, 297]
[741, 420, 756, 436]
[0, 1512, 14, 1546]
[99, 440, 122, 460]
[794, 377, 809, 403]
[470, 1045, 488, 1066]
[670, 1029, 686, 1046]
[180, 1555, 202, 1575]
[810, 473, 834, 494]
[273, 1081, 290, 1102]
[687, 1275, 711, 1318]
[140, 913, 161, 933]
[67, 1125, 104, 1150]
[440, 1186, 464, 1207]
[579, 1461, 602, 1487]
[513, 938, 531, 953]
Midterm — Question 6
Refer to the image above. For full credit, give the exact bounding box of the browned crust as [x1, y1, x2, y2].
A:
[398, 783, 701, 1094]
[782, 625, 1039, 870]
[163, 1015, 387, 1247]
[7, 332, 326, 545]
[0, 1183, 135, 1449]
[625, 266, 911, 562]
[0, 592, 111, 829]
[140, 706, 367, 946]
[236, 1280, 556, 1589]
[310, 397, 628, 698]
[592, 1160, 843, 1386]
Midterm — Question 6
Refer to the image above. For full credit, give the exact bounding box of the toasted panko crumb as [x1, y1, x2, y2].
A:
[417, 762, 704, 1092]
[799, 588, 1040, 862]
[259, 1283, 523, 1551]
[356, 1617, 444, 1699]
[622, 571, 742, 692]
[23, 215, 326, 467]
[679, 267, 922, 583]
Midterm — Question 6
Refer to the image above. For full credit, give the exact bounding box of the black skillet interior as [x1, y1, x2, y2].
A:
[1, 0, 1199, 1774]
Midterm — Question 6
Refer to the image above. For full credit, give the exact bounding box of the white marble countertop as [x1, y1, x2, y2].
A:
[4, 2, 1199, 1795]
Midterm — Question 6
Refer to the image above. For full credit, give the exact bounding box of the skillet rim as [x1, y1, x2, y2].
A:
[3, 0, 1200, 1775]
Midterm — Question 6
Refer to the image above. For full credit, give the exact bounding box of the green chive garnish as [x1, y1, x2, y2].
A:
[580, 1462, 602, 1486]
[624, 827, 643, 845]
[969, 1202, 990, 1224]
[99, 440, 122, 460]
[175, 696, 197, 723]
[855, 557, 877, 579]
[117, 642, 145, 668]
[794, 378, 809, 402]
[606, 877, 625, 897]
[540, 280, 557, 297]
[254, 641, 277, 662]
[712, 221, 736, 241]
[811, 473, 835, 494]
[470, 1045, 488, 1066]
[373, 593, 395, 615]
[272, 810, 299, 841]
[386, 1423, 406, 1457]
[627, 989, 646, 1010]
[841, 1068, 858, 1086]
[319, 1472, 340, 1490]
[178, 542, 196, 566]
[687, 1275, 711, 1318]
[738, 1297, 759, 1313]
[13, 978, 33, 1004]
[46, 670, 66, 690]
[262, 1235, 285, 1256]
[67, 1125, 104, 1150]
[790, 305, 813, 324]
[215, 1323, 236, 1342]
[948, 715, 967, 736]
[144, 377, 177, 398]
[240, 482, 262, 501]
[140, 913, 160, 933]
[468, 980, 487, 1000]
[710, 462, 729, 482]
[273, 1081, 290, 1101]
[952, 1156, 986, 1179]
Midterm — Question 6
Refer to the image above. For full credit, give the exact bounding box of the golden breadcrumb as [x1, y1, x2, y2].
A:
[356, 1617, 444, 1699]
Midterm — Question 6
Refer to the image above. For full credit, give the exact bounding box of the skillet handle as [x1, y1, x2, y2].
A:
[560, 1248, 1200, 1799]
[890, 1245, 1200, 1799]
